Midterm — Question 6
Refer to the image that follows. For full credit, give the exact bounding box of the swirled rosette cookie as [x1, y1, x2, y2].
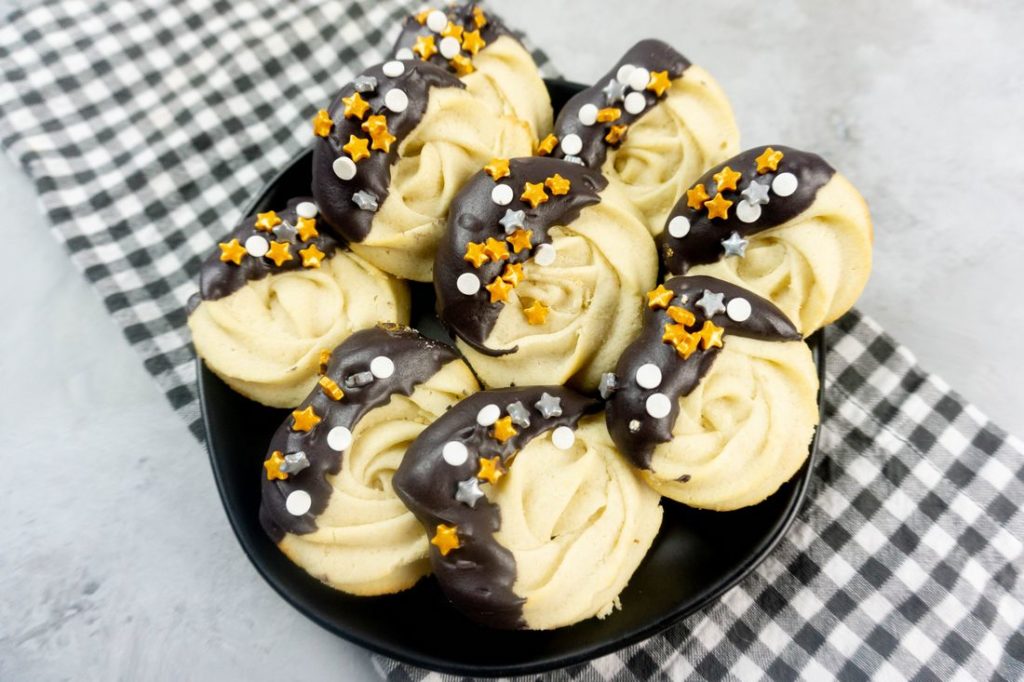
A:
[311, 59, 534, 281]
[391, 3, 552, 139]
[260, 325, 479, 596]
[435, 156, 657, 390]
[546, 39, 739, 236]
[188, 198, 409, 407]
[394, 386, 662, 629]
[659, 146, 872, 334]
[604, 275, 819, 510]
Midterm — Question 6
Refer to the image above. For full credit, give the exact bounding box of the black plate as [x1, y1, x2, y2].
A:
[198, 79, 825, 676]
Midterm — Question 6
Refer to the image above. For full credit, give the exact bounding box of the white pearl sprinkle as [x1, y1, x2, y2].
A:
[395, 47, 414, 61]
[624, 91, 646, 115]
[616, 64, 636, 84]
[244, 234, 269, 258]
[635, 363, 663, 389]
[627, 67, 650, 92]
[551, 426, 575, 450]
[456, 272, 481, 295]
[439, 36, 461, 59]
[285, 490, 312, 516]
[578, 103, 598, 126]
[370, 355, 395, 379]
[667, 215, 690, 239]
[333, 156, 356, 181]
[426, 9, 448, 32]
[560, 133, 583, 156]
[382, 60, 405, 78]
[646, 393, 672, 419]
[736, 200, 762, 224]
[534, 243, 556, 266]
[326, 426, 353, 452]
[772, 172, 799, 197]
[491, 184, 514, 206]
[476, 404, 500, 427]
[727, 297, 752, 322]
[296, 201, 318, 219]
[442, 441, 469, 466]
[384, 88, 409, 113]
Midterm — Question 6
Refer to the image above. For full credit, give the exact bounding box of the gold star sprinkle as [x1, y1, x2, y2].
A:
[264, 451, 288, 481]
[698, 320, 725, 350]
[342, 135, 371, 162]
[483, 158, 510, 180]
[662, 323, 690, 346]
[536, 133, 558, 156]
[646, 284, 674, 309]
[341, 92, 370, 120]
[472, 5, 487, 27]
[412, 34, 438, 60]
[291, 405, 321, 432]
[296, 216, 319, 241]
[545, 174, 571, 196]
[667, 306, 696, 327]
[521, 181, 549, 208]
[414, 8, 431, 24]
[524, 300, 549, 325]
[312, 109, 333, 137]
[318, 349, 332, 374]
[647, 70, 672, 97]
[319, 376, 344, 400]
[485, 276, 514, 303]
[254, 210, 281, 232]
[713, 166, 742, 192]
[686, 184, 710, 210]
[361, 114, 396, 152]
[265, 241, 293, 267]
[505, 228, 533, 254]
[461, 29, 486, 55]
[703, 192, 733, 220]
[431, 524, 461, 556]
[441, 21, 463, 40]
[605, 124, 628, 145]
[360, 114, 386, 135]
[464, 241, 489, 268]
[492, 416, 518, 443]
[501, 262, 525, 286]
[477, 455, 505, 485]
[450, 54, 475, 75]
[755, 147, 784, 174]
[675, 332, 701, 359]
[218, 239, 246, 265]
[483, 237, 509, 262]
[299, 244, 325, 268]
[597, 107, 621, 123]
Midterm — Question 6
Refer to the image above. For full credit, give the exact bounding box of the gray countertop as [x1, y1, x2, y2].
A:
[2, 1, 1021, 680]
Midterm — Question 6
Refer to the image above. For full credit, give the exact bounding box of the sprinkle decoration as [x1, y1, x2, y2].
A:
[312, 109, 334, 137]
[254, 210, 281, 232]
[492, 416, 518, 443]
[318, 376, 344, 401]
[536, 134, 558, 156]
[520, 181, 549, 208]
[299, 244, 325, 268]
[431, 524, 461, 556]
[291, 405, 321, 432]
[455, 478, 484, 507]
[523, 300, 549, 325]
[442, 441, 469, 466]
[477, 455, 505, 485]
[505, 228, 533, 253]
[264, 451, 288, 480]
[218, 239, 246, 265]
[296, 217, 319, 241]
[464, 241, 489, 268]
[341, 92, 370, 119]
[265, 241, 293, 267]
[646, 284, 675, 309]
[484, 158, 511, 180]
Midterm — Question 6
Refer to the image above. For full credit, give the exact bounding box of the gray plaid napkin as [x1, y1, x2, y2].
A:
[1, 1, 1021, 680]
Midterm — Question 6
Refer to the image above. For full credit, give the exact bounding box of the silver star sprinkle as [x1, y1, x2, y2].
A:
[628, 419, 641, 433]
[506, 401, 531, 428]
[721, 232, 749, 258]
[280, 451, 310, 475]
[602, 79, 627, 105]
[696, 289, 727, 318]
[273, 221, 298, 242]
[534, 392, 563, 419]
[741, 179, 771, 206]
[352, 190, 379, 211]
[345, 370, 374, 388]
[599, 372, 618, 399]
[455, 477, 485, 507]
[353, 75, 378, 93]
[563, 155, 585, 166]
[499, 208, 526, 234]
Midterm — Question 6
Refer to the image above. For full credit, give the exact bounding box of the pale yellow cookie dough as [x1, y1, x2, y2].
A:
[463, 35, 553, 140]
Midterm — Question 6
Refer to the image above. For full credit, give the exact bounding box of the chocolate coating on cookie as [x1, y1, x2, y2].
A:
[659, 146, 836, 274]
[605, 276, 800, 468]
[197, 197, 339, 302]
[393, 386, 600, 629]
[311, 60, 463, 243]
[434, 156, 608, 355]
[260, 325, 459, 542]
[551, 39, 690, 168]
[392, 3, 514, 69]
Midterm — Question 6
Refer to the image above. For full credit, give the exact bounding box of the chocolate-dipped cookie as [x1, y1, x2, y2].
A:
[391, 3, 552, 139]
[311, 59, 534, 282]
[547, 39, 739, 236]
[604, 275, 819, 510]
[188, 199, 409, 408]
[260, 325, 479, 596]
[394, 386, 662, 629]
[434, 156, 657, 391]
[659, 145, 873, 335]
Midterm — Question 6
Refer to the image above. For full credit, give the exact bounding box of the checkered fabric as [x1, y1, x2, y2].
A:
[2, 1, 1022, 680]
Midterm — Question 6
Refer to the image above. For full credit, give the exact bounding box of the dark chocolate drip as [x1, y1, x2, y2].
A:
[391, 3, 515, 70]
[259, 325, 460, 543]
[311, 61, 463, 243]
[197, 197, 339, 301]
[605, 275, 800, 469]
[393, 386, 600, 629]
[552, 39, 690, 168]
[434, 157, 608, 355]
[659, 146, 836, 274]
